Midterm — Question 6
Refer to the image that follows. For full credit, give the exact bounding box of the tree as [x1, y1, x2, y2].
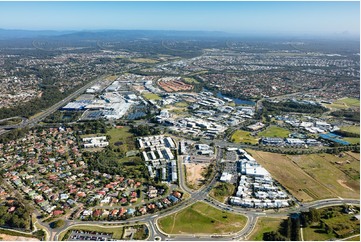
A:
[309, 208, 320, 223]
[263, 231, 287, 241]
[49, 219, 65, 229]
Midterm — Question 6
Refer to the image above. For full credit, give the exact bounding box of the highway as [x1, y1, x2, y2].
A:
[0, 74, 359, 240]
[0, 74, 109, 136]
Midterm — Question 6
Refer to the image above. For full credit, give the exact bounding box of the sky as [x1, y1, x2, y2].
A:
[0, 1, 359, 36]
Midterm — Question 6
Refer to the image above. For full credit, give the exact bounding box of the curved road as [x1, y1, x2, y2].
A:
[46, 144, 359, 241]
[1, 74, 359, 240]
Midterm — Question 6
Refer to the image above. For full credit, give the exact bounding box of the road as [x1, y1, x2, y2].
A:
[0, 74, 109, 136]
[41, 138, 361, 241]
[0, 73, 359, 240]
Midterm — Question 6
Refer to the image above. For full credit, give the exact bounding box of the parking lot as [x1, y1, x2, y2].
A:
[224, 151, 238, 162]
[69, 230, 114, 241]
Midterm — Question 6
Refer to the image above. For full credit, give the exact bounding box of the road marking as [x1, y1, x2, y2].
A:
[151, 215, 159, 218]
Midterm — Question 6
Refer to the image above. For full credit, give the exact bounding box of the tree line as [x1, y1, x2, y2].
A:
[263, 214, 301, 241]
[262, 100, 328, 114]
[331, 109, 360, 122]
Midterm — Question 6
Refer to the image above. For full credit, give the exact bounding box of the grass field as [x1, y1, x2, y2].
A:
[157, 202, 247, 235]
[327, 97, 360, 110]
[290, 154, 359, 198]
[142, 93, 162, 100]
[257, 126, 290, 138]
[248, 217, 286, 241]
[323, 214, 360, 238]
[340, 126, 360, 135]
[344, 137, 360, 144]
[174, 102, 189, 108]
[59, 225, 125, 240]
[130, 58, 159, 63]
[106, 126, 135, 154]
[107, 126, 133, 144]
[303, 225, 334, 241]
[303, 206, 361, 241]
[231, 130, 259, 144]
[0, 117, 23, 126]
[245, 150, 360, 202]
[209, 182, 236, 203]
[183, 77, 200, 84]
[106, 75, 117, 81]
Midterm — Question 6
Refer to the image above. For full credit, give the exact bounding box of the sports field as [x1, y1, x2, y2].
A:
[248, 217, 287, 241]
[257, 126, 290, 138]
[246, 150, 360, 202]
[142, 93, 162, 100]
[231, 130, 259, 144]
[157, 202, 247, 235]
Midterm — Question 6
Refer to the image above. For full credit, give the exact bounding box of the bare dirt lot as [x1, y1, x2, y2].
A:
[185, 163, 209, 189]
[0, 234, 39, 241]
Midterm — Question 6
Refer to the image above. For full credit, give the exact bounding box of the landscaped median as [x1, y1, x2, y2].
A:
[156, 201, 247, 235]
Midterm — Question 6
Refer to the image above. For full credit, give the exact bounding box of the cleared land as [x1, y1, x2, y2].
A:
[257, 125, 290, 138]
[106, 75, 118, 81]
[340, 125, 360, 135]
[245, 150, 360, 202]
[106, 126, 136, 154]
[0, 234, 39, 241]
[327, 97, 360, 110]
[248, 217, 287, 241]
[142, 93, 162, 100]
[158, 79, 193, 92]
[231, 130, 259, 144]
[59, 225, 125, 240]
[185, 163, 209, 190]
[346, 151, 360, 160]
[157, 202, 247, 235]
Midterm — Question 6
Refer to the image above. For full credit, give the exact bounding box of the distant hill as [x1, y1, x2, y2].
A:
[0, 29, 75, 40]
[0, 29, 234, 41]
